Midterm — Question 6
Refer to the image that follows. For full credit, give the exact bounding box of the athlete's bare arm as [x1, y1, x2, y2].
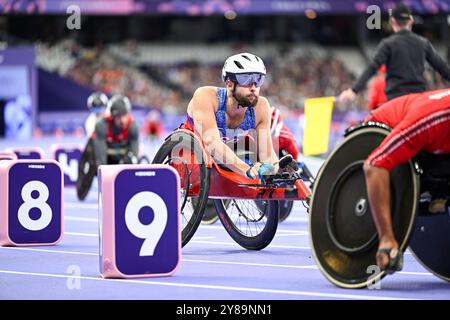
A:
[188, 86, 251, 176]
[254, 97, 279, 166]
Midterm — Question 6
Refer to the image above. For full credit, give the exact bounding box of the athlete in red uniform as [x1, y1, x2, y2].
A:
[142, 109, 164, 140]
[77, 95, 140, 201]
[92, 95, 139, 166]
[270, 106, 299, 160]
[367, 65, 387, 111]
[363, 88, 450, 273]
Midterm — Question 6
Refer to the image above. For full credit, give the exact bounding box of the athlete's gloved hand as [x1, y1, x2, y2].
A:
[258, 163, 275, 177]
[246, 162, 275, 179]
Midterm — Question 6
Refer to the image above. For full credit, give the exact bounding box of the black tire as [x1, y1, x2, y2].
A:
[199, 199, 220, 225]
[255, 200, 293, 223]
[152, 132, 210, 247]
[139, 155, 151, 164]
[76, 138, 96, 201]
[214, 198, 279, 250]
[278, 200, 294, 222]
[309, 126, 418, 288]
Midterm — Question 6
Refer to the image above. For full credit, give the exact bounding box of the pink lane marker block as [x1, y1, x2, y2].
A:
[0, 160, 64, 246]
[50, 143, 84, 186]
[99, 164, 181, 279]
[5, 147, 46, 160]
[0, 151, 17, 161]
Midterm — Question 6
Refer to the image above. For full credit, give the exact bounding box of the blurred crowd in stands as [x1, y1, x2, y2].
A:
[37, 39, 447, 115]
[37, 39, 367, 114]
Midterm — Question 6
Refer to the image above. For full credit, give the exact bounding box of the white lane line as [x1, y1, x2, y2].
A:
[0, 246, 314, 269]
[0, 269, 418, 300]
[65, 216, 98, 222]
[193, 236, 217, 240]
[0, 246, 433, 276]
[65, 215, 310, 235]
[65, 202, 98, 209]
[197, 225, 308, 233]
[190, 240, 311, 250]
[63, 232, 411, 256]
[65, 232, 215, 241]
[183, 259, 318, 270]
[398, 271, 434, 276]
[0, 246, 97, 256]
[276, 232, 308, 237]
[276, 230, 308, 235]
[66, 232, 98, 238]
[286, 218, 309, 222]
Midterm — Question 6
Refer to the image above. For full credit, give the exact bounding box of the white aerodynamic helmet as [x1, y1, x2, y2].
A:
[221, 52, 266, 83]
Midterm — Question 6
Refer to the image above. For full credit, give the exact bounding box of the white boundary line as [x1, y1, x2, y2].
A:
[0, 246, 96, 256]
[63, 232, 410, 254]
[0, 269, 418, 300]
[189, 240, 311, 249]
[0, 246, 315, 269]
[65, 203, 98, 209]
[64, 216, 310, 236]
[65, 216, 98, 222]
[0, 246, 430, 276]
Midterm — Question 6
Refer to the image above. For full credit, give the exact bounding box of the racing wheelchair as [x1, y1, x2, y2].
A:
[199, 147, 313, 225]
[309, 121, 450, 288]
[152, 128, 313, 250]
[76, 138, 149, 201]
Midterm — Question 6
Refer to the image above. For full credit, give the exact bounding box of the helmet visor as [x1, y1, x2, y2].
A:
[234, 73, 266, 87]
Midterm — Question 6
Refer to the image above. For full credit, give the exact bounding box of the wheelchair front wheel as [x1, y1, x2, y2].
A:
[214, 198, 279, 250]
[152, 132, 210, 247]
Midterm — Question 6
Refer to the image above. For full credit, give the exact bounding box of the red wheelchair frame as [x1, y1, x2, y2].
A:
[172, 128, 311, 201]
[153, 127, 311, 250]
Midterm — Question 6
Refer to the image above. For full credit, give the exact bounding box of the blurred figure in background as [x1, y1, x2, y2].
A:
[4, 94, 32, 140]
[77, 95, 139, 200]
[367, 65, 387, 111]
[85, 92, 108, 137]
[340, 4, 450, 104]
[92, 94, 139, 166]
[270, 106, 299, 161]
[142, 109, 164, 141]
[1, 0, 43, 13]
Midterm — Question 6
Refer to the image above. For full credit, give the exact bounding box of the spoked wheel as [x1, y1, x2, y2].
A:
[214, 198, 279, 250]
[152, 132, 210, 247]
[77, 138, 97, 201]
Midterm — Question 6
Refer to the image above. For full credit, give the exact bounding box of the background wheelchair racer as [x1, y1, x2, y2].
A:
[76, 94, 140, 200]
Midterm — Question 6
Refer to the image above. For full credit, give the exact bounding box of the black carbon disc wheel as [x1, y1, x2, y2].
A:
[152, 132, 210, 247]
[409, 214, 450, 282]
[76, 138, 96, 201]
[309, 126, 418, 288]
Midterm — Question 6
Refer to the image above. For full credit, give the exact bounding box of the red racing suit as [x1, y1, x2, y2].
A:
[365, 89, 450, 171]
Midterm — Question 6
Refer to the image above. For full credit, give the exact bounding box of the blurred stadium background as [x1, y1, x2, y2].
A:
[0, 0, 449, 154]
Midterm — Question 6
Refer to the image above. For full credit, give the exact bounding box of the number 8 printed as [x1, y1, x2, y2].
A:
[18, 180, 53, 231]
[125, 191, 168, 256]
